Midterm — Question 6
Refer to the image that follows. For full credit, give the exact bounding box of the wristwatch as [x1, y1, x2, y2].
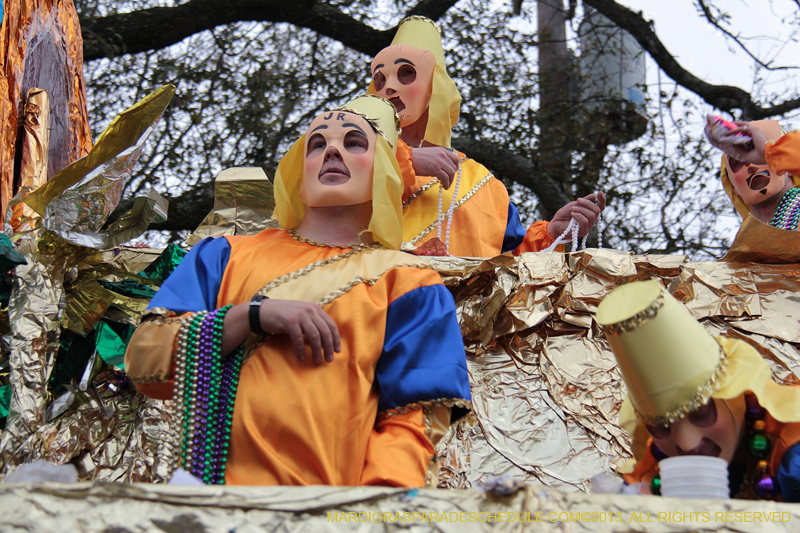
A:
[249, 294, 268, 335]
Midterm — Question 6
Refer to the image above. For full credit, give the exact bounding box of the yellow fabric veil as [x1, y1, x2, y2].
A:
[367, 16, 462, 148]
[273, 95, 405, 249]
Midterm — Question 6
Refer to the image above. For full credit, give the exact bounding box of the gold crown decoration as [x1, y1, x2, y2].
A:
[338, 94, 401, 150]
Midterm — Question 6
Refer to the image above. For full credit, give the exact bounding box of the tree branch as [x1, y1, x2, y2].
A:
[583, 0, 800, 119]
[696, 0, 797, 71]
[81, 0, 459, 61]
[452, 136, 571, 219]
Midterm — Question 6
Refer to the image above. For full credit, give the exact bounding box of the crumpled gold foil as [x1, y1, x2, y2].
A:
[0, 86, 176, 483]
[21, 85, 174, 249]
[436, 248, 800, 492]
[186, 167, 278, 246]
[721, 214, 800, 264]
[9, 88, 51, 232]
[2, 482, 800, 531]
[0, 0, 92, 216]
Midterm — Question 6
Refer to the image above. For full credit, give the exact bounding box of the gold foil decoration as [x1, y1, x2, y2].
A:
[0, 86, 176, 483]
[0, 0, 92, 217]
[2, 482, 799, 531]
[10, 88, 51, 232]
[437, 248, 800, 492]
[23, 85, 175, 249]
[186, 167, 277, 246]
[721, 214, 800, 264]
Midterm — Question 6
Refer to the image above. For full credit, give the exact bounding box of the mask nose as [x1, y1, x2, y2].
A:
[672, 420, 704, 454]
[325, 146, 342, 160]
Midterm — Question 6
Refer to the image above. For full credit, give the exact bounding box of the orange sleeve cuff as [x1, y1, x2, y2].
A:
[359, 408, 434, 487]
[124, 318, 183, 400]
[396, 139, 417, 201]
[514, 220, 562, 254]
[765, 131, 800, 176]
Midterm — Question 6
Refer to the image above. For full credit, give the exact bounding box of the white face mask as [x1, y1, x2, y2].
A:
[371, 45, 436, 128]
[726, 120, 789, 207]
[299, 111, 376, 207]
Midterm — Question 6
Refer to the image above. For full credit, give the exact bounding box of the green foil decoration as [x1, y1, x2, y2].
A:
[140, 243, 186, 280]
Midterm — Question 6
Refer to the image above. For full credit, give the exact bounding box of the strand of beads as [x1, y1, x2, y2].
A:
[596, 211, 603, 248]
[180, 311, 206, 473]
[769, 187, 800, 231]
[444, 163, 463, 254]
[175, 305, 245, 484]
[543, 219, 579, 252]
[436, 186, 444, 240]
[434, 151, 463, 255]
[740, 395, 777, 500]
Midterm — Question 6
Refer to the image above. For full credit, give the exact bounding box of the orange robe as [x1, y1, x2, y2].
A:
[766, 130, 800, 176]
[397, 140, 555, 256]
[125, 229, 471, 486]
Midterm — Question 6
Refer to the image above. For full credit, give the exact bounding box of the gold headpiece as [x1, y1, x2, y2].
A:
[597, 280, 800, 460]
[337, 94, 401, 150]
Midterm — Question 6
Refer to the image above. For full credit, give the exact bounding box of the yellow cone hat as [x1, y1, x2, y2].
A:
[273, 95, 405, 249]
[598, 280, 800, 459]
[368, 16, 461, 148]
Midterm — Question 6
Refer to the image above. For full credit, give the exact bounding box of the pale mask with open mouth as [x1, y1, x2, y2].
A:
[725, 120, 788, 207]
[299, 111, 376, 207]
[371, 45, 436, 128]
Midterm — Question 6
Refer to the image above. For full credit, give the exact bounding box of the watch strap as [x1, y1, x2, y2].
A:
[249, 294, 268, 335]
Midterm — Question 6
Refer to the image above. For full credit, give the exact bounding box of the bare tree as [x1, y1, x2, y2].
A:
[79, 0, 800, 257]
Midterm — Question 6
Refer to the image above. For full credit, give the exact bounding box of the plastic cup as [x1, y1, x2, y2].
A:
[659, 456, 727, 473]
[659, 456, 729, 499]
[661, 488, 730, 499]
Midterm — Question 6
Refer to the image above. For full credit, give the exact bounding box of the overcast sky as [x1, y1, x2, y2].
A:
[619, 0, 800, 121]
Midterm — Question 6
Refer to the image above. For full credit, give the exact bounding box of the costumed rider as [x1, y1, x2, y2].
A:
[368, 16, 606, 256]
[597, 280, 800, 501]
[124, 94, 471, 487]
[706, 118, 800, 230]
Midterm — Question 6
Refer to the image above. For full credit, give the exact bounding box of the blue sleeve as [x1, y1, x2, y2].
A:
[778, 441, 800, 502]
[502, 201, 526, 253]
[375, 284, 471, 412]
[146, 237, 231, 313]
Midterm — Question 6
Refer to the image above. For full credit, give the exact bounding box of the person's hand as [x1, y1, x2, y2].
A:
[411, 146, 460, 189]
[547, 192, 607, 239]
[259, 299, 341, 364]
[723, 122, 769, 165]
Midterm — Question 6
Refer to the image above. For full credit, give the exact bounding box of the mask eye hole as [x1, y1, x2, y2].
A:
[306, 133, 326, 158]
[728, 157, 745, 174]
[398, 64, 417, 85]
[688, 398, 718, 428]
[373, 71, 386, 92]
[645, 421, 671, 439]
[344, 131, 369, 154]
